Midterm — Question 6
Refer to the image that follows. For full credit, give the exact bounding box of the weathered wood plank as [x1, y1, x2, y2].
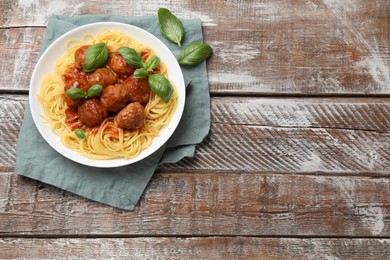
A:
[0, 95, 26, 172]
[175, 125, 390, 174]
[1, 95, 389, 174]
[1, 172, 390, 237]
[211, 97, 390, 132]
[1, 0, 390, 94]
[1, 237, 390, 259]
[0, 28, 43, 92]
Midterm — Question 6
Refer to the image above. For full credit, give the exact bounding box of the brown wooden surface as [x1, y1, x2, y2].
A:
[1, 238, 390, 259]
[1, 95, 390, 174]
[1, 0, 390, 258]
[1, 172, 390, 237]
[2, 0, 390, 95]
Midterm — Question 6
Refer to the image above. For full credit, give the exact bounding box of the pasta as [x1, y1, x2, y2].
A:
[37, 30, 176, 160]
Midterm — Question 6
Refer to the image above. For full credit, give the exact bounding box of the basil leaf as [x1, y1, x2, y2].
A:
[158, 8, 184, 47]
[83, 42, 108, 72]
[75, 128, 87, 139]
[86, 84, 103, 98]
[65, 88, 86, 99]
[148, 74, 173, 103]
[117, 47, 143, 69]
[145, 56, 160, 71]
[134, 68, 149, 78]
[178, 43, 213, 65]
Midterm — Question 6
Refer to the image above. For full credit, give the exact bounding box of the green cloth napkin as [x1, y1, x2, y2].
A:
[15, 15, 210, 211]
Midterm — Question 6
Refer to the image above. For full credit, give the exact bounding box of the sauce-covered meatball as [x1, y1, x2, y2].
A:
[115, 102, 144, 131]
[123, 76, 150, 104]
[62, 67, 90, 108]
[87, 68, 117, 88]
[63, 94, 83, 108]
[74, 45, 90, 69]
[106, 52, 134, 79]
[100, 84, 130, 112]
[78, 99, 107, 127]
[62, 67, 90, 92]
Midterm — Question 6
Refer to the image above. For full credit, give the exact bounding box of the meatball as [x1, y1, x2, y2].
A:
[123, 76, 150, 104]
[87, 68, 117, 88]
[100, 84, 130, 112]
[62, 67, 90, 92]
[74, 45, 90, 69]
[115, 102, 145, 131]
[106, 52, 134, 79]
[78, 99, 107, 127]
[63, 94, 83, 108]
[62, 67, 90, 108]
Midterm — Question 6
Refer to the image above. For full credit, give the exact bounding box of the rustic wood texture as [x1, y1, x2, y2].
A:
[1, 237, 390, 259]
[2, 0, 390, 258]
[0, 28, 43, 92]
[1, 0, 390, 94]
[1, 95, 389, 174]
[0, 95, 26, 172]
[1, 171, 390, 237]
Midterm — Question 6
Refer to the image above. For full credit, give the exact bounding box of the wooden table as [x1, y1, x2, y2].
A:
[1, 0, 390, 258]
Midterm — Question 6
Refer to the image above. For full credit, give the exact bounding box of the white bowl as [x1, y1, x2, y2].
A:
[29, 22, 185, 168]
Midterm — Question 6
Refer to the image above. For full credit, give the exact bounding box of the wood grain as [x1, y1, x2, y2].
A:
[174, 125, 390, 174]
[1, 95, 389, 174]
[0, 28, 43, 92]
[1, 237, 390, 259]
[211, 97, 390, 132]
[0, 95, 26, 172]
[1, 0, 390, 94]
[2, 0, 390, 257]
[1, 172, 390, 237]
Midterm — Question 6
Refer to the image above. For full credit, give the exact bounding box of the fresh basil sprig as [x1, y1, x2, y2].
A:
[83, 42, 108, 72]
[178, 43, 213, 65]
[131, 54, 161, 78]
[74, 128, 87, 139]
[86, 84, 103, 98]
[134, 68, 149, 78]
[145, 56, 161, 71]
[157, 8, 213, 66]
[158, 8, 184, 47]
[148, 74, 173, 103]
[65, 84, 103, 99]
[65, 87, 87, 99]
[117, 47, 144, 69]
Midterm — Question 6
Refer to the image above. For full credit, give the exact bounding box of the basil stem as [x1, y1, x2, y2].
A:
[158, 8, 184, 47]
[133, 68, 149, 78]
[145, 56, 160, 71]
[65, 88, 87, 99]
[86, 84, 103, 98]
[178, 43, 213, 66]
[117, 47, 144, 69]
[83, 42, 108, 72]
[74, 128, 87, 139]
[148, 74, 173, 103]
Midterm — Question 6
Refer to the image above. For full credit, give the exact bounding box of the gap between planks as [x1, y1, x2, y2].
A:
[3, 169, 390, 178]
[2, 234, 390, 239]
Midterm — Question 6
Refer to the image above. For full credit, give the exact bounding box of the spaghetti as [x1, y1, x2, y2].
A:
[37, 30, 177, 160]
